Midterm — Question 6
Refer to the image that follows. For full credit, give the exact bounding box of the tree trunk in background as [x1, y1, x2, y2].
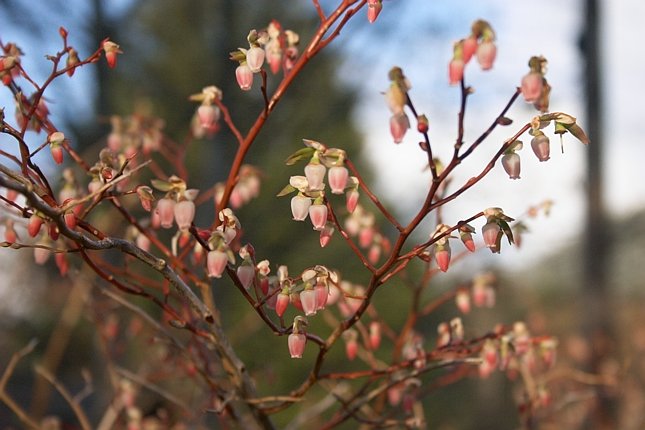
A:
[581, 0, 616, 428]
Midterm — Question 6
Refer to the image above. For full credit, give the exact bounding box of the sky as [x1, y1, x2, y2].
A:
[0, 0, 642, 271]
[340, 0, 645, 267]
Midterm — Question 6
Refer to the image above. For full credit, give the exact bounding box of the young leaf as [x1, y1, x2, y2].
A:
[276, 183, 296, 197]
[285, 147, 315, 166]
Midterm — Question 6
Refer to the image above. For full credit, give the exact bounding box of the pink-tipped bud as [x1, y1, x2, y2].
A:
[308, 203, 328, 231]
[207, 249, 229, 278]
[197, 104, 219, 129]
[358, 227, 374, 248]
[449, 58, 465, 85]
[314, 283, 328, 311]
[55, 252, 69, 276]
[236, 264, 255, 290]
[235, 64, 253, 91]
[304, 162, 326, 191]
[102, 40, 122, 69]
[34, 247, 51, 265]
[434, 246, 451, 272]
[369, 321, 381, 350]
[531, 133, 550, 162]
[328, 166, 348, 194]
[476, 40, 496, 70]
[275, 291, 290, 317]
[368, 244, 381, 264]
[245, 46, 265, 73]
[460, 232, 476, 252]
[156, 198, 176, 229]
[345, 337, 358, 360]
[502, 153, 521, 180]
[174, 200, 195, 231]
[300, 288, 317, 316]
[455, 288, 471, 314]
[345, 189, 359, 213]
[290, 291, 303, 311]
[390, 112, 410, 144]
[28, 214, 44, 238]
[462, 36, 478, 63]
[291, 194, 311, 221]
[288, 333, 306, 358]
[319, 224, 334, 248]
[4, 221, 17, 244]
[367, 0, 383, 23]
[482, 221, 501, 251]
[48, 223, 59, 241]
[521, 72, 543, 103]
[64, 211, 77, 230]
[50, 144, 64, 165]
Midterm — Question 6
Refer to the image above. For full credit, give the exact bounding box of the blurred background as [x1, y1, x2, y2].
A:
[0, 0, 644, 428]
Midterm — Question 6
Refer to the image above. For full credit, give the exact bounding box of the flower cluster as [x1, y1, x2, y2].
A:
[448, 19, 497, 85]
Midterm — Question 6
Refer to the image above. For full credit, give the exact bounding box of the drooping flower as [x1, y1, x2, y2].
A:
[328, 166, 348, 194]
[156, 197, 176, 229]
[290, 194, 311, 221]
[288, 333, 306, 358]
[309, 202, 328, 230]
[521, 72, 543, 103]
[207, 249, 229, 278]
[236, 264, 256, 290]
[245, 46, 265, 73]
[102, 39, 122, 69]
[531, 132, 550, 162]
[235, 64, 253, 91]
[502, 152, 521, 180]
[367, 0, 383, 23]
[390, 112, 410, 144]
[174, 199, 195, 231]
[304, 161, 326, 191]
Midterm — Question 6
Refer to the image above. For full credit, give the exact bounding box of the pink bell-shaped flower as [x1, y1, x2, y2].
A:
[275, 290, 290, 317]
[34, 246, 51, 265]
[314, 282, 328, 310]
[300, 288, 317, 316]
[434, 244, 451, 272]
[345, 189, 359, 213]
[390, 112, 410, 144]
[174, 200, 195, 231]
[156, 198, 176, 229]
[462, 36, 478, 63]
[288, 333, 306, 358]
[476, 40, 496, 70]
[309, 203, 328, 230]
[207, 249, 229, 278]
[449, 58, 465, 85]
[455, 288, 471, 314]
[304, 162, 326, 190]
[319, 224, 334, 248]
[245, 46, 265, 73]
[367, 0, 382, 23]
[235, 64, 253, 91]
[28, 213, 44, 238]
[521, 72, 543, 103]
[482, 220, 501, 251]
[501, 152, 521, 180]
[237, 264, 255, 289]
[345, 336, 358, 360]
[328, 166, 349, 194]
[291, 194, 311, 221]
[197, 104, 219, 129]
[531, 133, 550, 162]
[369, 321, 381, 350]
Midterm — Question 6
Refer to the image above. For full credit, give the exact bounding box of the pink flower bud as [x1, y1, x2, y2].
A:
[434, 245, 451, 272]
[174, 200, 195, 231]
[207, 249, 229, 278]
[300, 288, 317, 316]
[460, 232, 476, 252]
[455, 288, 471, 314]
[462, 36, 478, 63]
[156, 198, 176, 229]
[304, 162, 326, 190]
[521, 72, 543, 103]
[345, 189, 359, 213]
[328, 166, 348, 194]
[275, 291, 290, 317]
[64, 211, 77, 230]
[291, 194, 311, 221]
[235, 64, 253, 91]
[48, 223, 59, 241]
[359, 227, 374, 248]
[531, 133, 550, 162]
[288, 333, 306, 358]
[390, 112, 410, 144]
[476, 40, 496, 70]
[28, 214, 43, 238]
[55, 252, 69, 276]
[236, 264, 255, 290]
[136, 233, 151, 252]
[368, 244, 380, 264]
[482, 221, 501, 251]
[308, 203, 328, 231]
[319, 224, 334, 248]
[369, 321, 381, 350]
[245, 46, 265, 73]
[50, 144, 64, 165]
[34, 246, 51, 265]
[4, 221, 17, 244]
[197, 104, 219, 129]
[502, 153, 521, 180]
[345, 337, 358, 360]
[290, 291, 303, 311]
[448, 58, 465, 85]
[367, 0, 383, 23]
[314, 282, 329, 310]
[102, 40, 122, 69]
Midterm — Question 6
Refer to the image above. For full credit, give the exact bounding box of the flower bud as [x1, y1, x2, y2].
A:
[245, 46, 265, 73]
[521, 72, 543, 103]
[156, 198, 176, 229]
[34, 246, 51, 265]
[502, 152, 521, 179]
[390, 112, 410, 144]
[207, 249, 229, 278]
[288, 333, 306, 358]
[319, 224, 334, 248]
[28, 213, 44, 238]
[448, 58, 464, 85]
[236, 264, 255, 290]
[367, 0, 383, 23]
[275, 290, 290, 317]
[55, 252, 69, 276]
[345, 189, 359, 214]
[328, 166, 348, 194]
[308, 203, 328, 231]
[102, 39, 122, 69]
[531, 133, 550, 162]
[455, 288, 471, 314]
[235, 64, 253, 91]
[369, 321, 381, 350]
[482, 220, 501, 251]
[462, 36, 478, 63]
[434, 244, 451, 272]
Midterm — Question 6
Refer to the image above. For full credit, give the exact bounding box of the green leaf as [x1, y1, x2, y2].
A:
[276, 184, 296, 197]
[151, 179, 172, 192]
[498, 219, 515, 245]
[285, 147, 315, 166]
